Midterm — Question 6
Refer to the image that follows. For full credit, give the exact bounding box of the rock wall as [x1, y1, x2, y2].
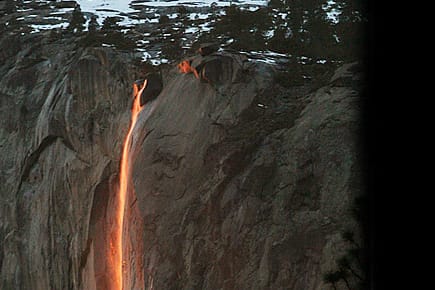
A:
[0, 36, 142, 289]
[130, 56, 363, 289]
[0, 34, 364, 289]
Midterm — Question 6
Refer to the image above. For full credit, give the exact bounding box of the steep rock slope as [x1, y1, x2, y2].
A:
[130, 57, 363, 289]
[0, 34, 363, 289]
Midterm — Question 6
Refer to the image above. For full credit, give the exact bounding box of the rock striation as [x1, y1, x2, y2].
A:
[0, 33, 364, 289]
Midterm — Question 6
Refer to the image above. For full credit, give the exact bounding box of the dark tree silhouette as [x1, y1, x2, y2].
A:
[332, 0, 367, 60]
[88, 15, 99, 34]
[100, 17, 136, 50]
[323, 195, 369, 290]
[161, 41, 183, 62]
[159, 14, 170, 25]
[202, 4, 272, 51]
[267, 0, 338, 57]
[67, 5, 86, 33]
[323, 271, 341, 290]
[177, 5, 189, 26]
[196, 0, 366, 62]
[79, 15, 102, 47]
[101, 16, 122, 32]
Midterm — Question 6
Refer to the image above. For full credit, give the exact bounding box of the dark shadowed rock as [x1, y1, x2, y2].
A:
[196, 54, 234, 84]
[178, 52, 248, 85]
[135, 72, 163, 106]
[197, 42, 220, 56]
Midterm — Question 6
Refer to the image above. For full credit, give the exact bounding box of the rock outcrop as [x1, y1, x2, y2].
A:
[0, 33, 364, 289]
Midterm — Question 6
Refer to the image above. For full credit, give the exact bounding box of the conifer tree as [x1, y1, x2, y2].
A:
[79, 15, 101, 47]
[67, 5, 86, 34]
[88, 15, 99, 34]
[101, 16, 121, 32]
[100, 17, 136, 50]
[323, 196, 369, 289]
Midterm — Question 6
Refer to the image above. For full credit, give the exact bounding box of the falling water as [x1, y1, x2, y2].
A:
[111, 80, 148, 290]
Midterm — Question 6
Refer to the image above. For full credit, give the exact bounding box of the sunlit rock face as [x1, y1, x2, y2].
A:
[0, 33, 363, 290]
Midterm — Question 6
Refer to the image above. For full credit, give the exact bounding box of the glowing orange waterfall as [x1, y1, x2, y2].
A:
[112, 80, 148, 290]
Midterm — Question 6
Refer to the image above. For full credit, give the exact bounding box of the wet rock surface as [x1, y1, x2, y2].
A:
[0, 31, 364, 290]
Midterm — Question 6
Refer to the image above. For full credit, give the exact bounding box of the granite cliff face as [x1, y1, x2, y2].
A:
[0, 34, 144, 289]
[0, 33, 364, 289]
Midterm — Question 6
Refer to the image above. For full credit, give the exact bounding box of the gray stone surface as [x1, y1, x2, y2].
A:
[130, 57, 363, 289]
[0, 34, 364, 289]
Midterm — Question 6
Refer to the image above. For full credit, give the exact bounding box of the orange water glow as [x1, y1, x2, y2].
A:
[178, 59, 199, 79]
[112, 79, 147, 290]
